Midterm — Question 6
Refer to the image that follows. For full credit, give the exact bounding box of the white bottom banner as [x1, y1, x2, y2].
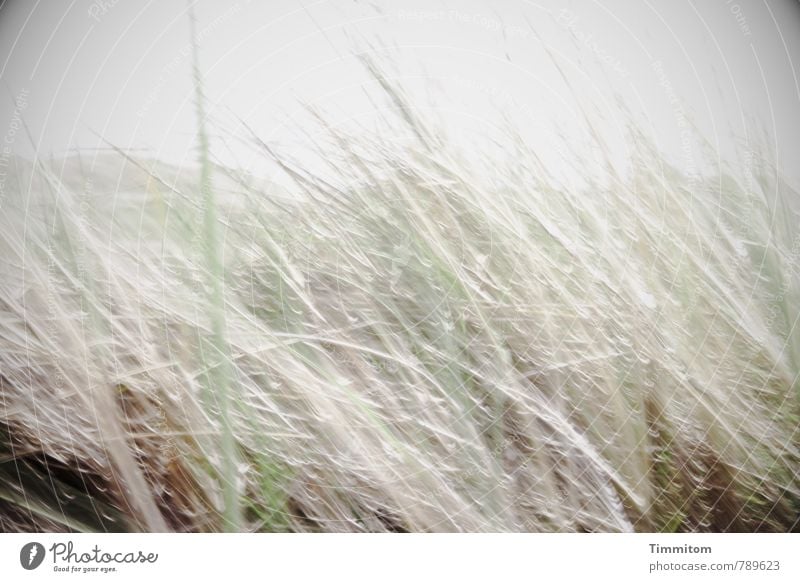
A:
[1, 533, 797, 581]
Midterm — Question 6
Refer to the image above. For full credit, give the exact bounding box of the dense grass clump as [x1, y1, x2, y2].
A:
[0, 78, 798, 532]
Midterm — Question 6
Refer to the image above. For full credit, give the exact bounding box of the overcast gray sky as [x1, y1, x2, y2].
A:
[1, 0, 799, 190]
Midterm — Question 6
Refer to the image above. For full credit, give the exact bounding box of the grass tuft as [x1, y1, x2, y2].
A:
[0, 57, 798, 532]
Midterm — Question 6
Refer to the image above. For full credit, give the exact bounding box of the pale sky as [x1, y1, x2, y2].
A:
[1, 0, 799, 190]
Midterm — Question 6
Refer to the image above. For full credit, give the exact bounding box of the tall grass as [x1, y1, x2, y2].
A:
[0, 64, 798, 532]
[188, 0, 242, 533]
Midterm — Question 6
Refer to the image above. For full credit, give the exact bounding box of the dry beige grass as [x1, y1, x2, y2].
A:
[0, 79, 798, 532]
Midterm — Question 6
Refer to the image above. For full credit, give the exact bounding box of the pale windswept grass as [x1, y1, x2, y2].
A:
[0, 73, 798, 532]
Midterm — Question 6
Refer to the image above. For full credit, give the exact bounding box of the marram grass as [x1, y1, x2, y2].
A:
[0, 81, 798, 532]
